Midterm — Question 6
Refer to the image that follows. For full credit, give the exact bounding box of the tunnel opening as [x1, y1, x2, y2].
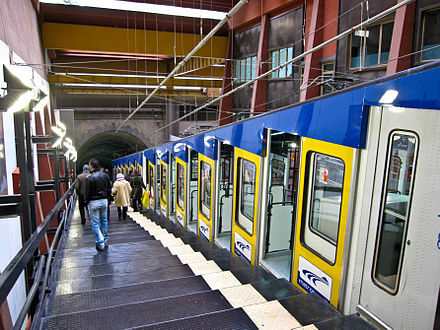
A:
[77, 131, 147, 174]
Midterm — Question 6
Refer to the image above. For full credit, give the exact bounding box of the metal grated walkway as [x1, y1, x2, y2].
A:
[39, 205, 375, 329]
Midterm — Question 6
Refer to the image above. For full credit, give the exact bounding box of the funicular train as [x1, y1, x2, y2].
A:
[113, 62, 440, 329]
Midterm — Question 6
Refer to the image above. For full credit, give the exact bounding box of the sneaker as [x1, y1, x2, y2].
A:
[95, 243, 105, 251]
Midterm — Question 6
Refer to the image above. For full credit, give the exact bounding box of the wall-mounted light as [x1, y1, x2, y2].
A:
[51, 122, 67, 148]
[7, 90, 38, 113]
[32, 96, 49, 112]
[379, 90, 399, 104]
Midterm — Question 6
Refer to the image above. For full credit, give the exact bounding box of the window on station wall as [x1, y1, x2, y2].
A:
[234, 55, 257, 84]
[270, 46, 294, 78]
[421, 8, 440, 61]
[350, 21, 394, 69]
[320, 62, 335, 95]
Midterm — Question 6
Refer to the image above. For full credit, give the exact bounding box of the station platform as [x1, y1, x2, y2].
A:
[39, 205, 374, 329]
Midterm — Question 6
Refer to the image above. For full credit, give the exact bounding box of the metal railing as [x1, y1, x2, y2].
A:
[0, 181, 76, 330]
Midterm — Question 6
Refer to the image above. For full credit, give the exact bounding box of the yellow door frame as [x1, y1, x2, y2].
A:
[148, 161, 155, 210]
[292, 137, 355, 308]
[198, 154, 214, 241]
[175, 156, 186, 227]
[160, 160, 168, 217]
[231, 147, 261, 266]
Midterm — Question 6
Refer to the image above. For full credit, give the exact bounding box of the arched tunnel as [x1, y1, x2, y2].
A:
[77, 131, 147, 174]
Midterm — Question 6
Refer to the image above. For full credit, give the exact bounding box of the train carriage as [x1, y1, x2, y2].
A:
[113, 61, 440, 329]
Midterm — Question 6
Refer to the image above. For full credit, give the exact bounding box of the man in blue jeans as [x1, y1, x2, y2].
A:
[84, 159, 112, 251]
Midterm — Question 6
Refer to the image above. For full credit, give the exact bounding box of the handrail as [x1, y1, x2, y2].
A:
[13, 255, 46, 330]
[30, 193, 76, 330]
[0, 180, 76, 312]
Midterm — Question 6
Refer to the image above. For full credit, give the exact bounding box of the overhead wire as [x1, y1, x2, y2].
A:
[151, 0, 415, 134]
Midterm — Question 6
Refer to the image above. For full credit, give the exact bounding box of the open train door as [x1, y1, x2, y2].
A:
[358, 106, 440, 329]
[231, 147, 262, 266]
[292, 137, 356, 308]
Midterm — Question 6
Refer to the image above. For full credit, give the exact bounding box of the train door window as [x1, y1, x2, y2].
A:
[303, 153, 345, 264]
[200, 161, 211, 219]
[236, 158, 256, 235]
[149, 166, 154, 198]
[421, 8, 440, 61]
[177, 162, 184, 209]
[161, 164, 167, 203]
[373, 131, 418, 294]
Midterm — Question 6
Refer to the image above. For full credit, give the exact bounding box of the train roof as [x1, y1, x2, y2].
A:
[113, 60, 440, 165]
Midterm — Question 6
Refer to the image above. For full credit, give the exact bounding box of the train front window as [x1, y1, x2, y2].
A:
[200, 161, 211, 219]
[177, 163, 184, 209]
[373, 131, 418, 294]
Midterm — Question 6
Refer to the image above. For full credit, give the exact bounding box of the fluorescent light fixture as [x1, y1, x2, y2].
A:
[173, 86, 202, 91]
[212, 64, 226, 67]
[7, 91, 35, 113]
[57, 122, 67, 131]
[51, 126, 66, 138]
[271, 131, 284, 136]
[55, 72, 167, 80]
[40, 0, 227, 20]
[32, 96, 49, 112]
[175, 76, 223, 81]
[379, 90, 398, 104]
[57, 83, 167, 89]
[54, 72, 222, 81]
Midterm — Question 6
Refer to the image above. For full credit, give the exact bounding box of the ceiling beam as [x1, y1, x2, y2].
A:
[43, 22, 228, 58]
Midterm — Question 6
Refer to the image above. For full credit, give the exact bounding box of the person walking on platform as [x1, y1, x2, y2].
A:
[130, 170, 146, 212]
[85, 159, 112, 251]
[112, 173, 132, 220]
[75, 164, 91, 225]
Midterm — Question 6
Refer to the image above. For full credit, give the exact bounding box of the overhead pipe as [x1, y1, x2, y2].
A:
[115, 0, 249, 133]
[155, 0, 415, 133]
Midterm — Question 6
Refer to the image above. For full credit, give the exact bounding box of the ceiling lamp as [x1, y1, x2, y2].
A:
[40, 0, 226, 20]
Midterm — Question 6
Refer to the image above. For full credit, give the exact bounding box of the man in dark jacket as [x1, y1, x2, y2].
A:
[84, 159, 112, 251]
[75, 164, 90, 224]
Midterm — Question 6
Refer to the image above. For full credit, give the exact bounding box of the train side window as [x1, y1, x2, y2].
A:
[373, 131, 418, 294]
[302, 152, 345, 264]
[161, 164, 167, 203]
[177, 163, 184, 209]
[200, 161, 211, 219]
[236, 158, 256, 235]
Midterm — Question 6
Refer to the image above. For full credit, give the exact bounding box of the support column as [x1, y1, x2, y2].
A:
[219, 30, 234, 126]
[300, 0, 324, 101]
[250, 14, 269, 115]
[386, 0, 415, 75]
[165, 99, 179, 140]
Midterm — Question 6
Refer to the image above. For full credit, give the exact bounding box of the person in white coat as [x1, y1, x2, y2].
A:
[111, 173, 132, 220]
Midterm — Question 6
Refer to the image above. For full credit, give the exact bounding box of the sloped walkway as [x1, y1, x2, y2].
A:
[39, 205, 375, 329]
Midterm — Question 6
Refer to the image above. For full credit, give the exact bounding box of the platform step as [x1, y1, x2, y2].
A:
[42, 290, 232, 330]
[47, 275, 211, 316]
[134, 308, 257, 330]
[55, 254, 182, 281]
[53, 264, 195, 295]
[55, 243, 171, 269]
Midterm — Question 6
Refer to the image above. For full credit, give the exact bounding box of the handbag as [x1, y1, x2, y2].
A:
[142, 189, 150, 208]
